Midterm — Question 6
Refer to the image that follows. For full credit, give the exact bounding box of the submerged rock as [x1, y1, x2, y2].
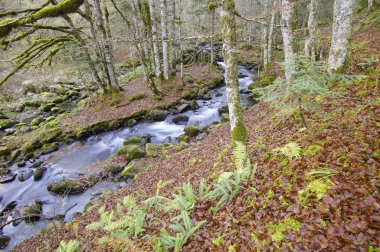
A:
[0, 236, 10, 250]
[172, 115, 189, 124]
[34, 166, 47, 181]
[149, 109, 168, 121]
[18, 170, 34, 182]
[184, 125, 200, 137]
[47, 178, 90, 195]
[22, 201, 42, 223]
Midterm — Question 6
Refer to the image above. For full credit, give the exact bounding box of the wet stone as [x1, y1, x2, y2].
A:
[18, 170, 34, 182]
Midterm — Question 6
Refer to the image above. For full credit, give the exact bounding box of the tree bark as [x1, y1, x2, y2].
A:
[328, 0, 354, 73]
[210, 10, 215, 66]
[92, 0, 118, 89]
[261, 0, 269, 67]
[368, 0, 373, 12]
[170, 0, 176, 70]
[160, 0, 170, 79]
[149, 0, 162, 77]
[267, 0, 276, 64]
[280, 0, 295, 83]
[220, 0, 248, 142]
[305, 0, 318, 60]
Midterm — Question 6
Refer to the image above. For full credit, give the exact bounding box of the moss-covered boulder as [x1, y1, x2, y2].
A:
[122, 145, 145, 161]
[18, 170, 34, 182]
[121, 164, 140, 178]
[0, 236, 10, 250]
[31, 117, 44, 126]
[31, 160, 43, 168]
[221, 113, 230, 122]
[51, 107, 60, 113]
[41, 143, 58, 154]
[34, 166, 47, 181]
[149, 109, 168, 121]
[47, 179, 88, 195]
[0, 111, 8, 119]
[184, 125, 200, 137]
[52, 96, 63, 104]
[10, 149, 21, 161]
[67, 90, 79, 98]
[0, 119, 15, 130]
[39, 103, 55, 112]
[46, 116, 55, 122]
[172, 115, 189, 124]
[22, 201, 42, 223]
[0, 146, 9, 157]
[123, 136, 143, 145]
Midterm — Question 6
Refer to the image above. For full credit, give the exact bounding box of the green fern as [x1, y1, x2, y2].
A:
[233, 141, 248, 170]
[273, 142, 301, 160]
[56, 240, 80, 252]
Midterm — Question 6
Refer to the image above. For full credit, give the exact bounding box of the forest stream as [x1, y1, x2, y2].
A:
[0, 63, 255, 250]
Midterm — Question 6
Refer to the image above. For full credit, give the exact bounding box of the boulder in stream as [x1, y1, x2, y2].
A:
[0, 169, 16, 184]
[0, 236, 10, 250]
[47, 178, 91, 195]
[123, 136, 143, 145]
[172, 115, 189, 124]
[149, 109, 168, 121]
[41, 143, 58, 154]
[177, 103, 189, 113]
[123, 145, 146, 161]
[22, 201, 42, 223]
[34, 166, 47, 181]
[184, 125, 200, 137]
[18, 169, 34, 182]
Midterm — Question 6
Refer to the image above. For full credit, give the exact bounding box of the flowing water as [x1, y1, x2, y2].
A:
[0, 63, 255, 250]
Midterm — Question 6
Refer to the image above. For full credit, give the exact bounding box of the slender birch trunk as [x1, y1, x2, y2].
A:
[210, 10, 215, 66]
[220, 0, 248, 142]
[149, 0, 162, 77]
[280, 0, 295, 83]
[368, 0, 373, 12]
[178, 0, 184, 85]
[261, 0, 269, 67]
[267, 0, 276, 64]
[170, 0, 176, 70]
[160, 0, 170, 79]
[92, 0, 117, 89]
[305, 0, 318, 60]
[328, 0, 354, 73]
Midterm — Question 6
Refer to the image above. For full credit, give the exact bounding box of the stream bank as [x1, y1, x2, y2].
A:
[0, 63, 256, 250]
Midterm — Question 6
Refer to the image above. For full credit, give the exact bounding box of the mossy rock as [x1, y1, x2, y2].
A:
[184, 125, 200, 137]
[18, 169, 34, 182]
[172, 115, 190, 124]
[0, 235, 10, 250]
[39, 103, 55, 112]
[0, 119, 15, 130]
[123, 136, 143, 145]
[149, 109, 168, 121]
[0, 146, 9, 157]
[34, 166, 47, 181]
[22, 201, 42, 223]
[41, 143, 58, 154]
[0, 112, 8, 120]
[123, 145, 145, 161]
[177, 134, 189, 143]
[121, 164, 140, 178]
[47, 179, 88, 195]
[67, 90, 79, 98]
[221, 113, 230, 122]
[189, 100, 199, 109]
[46, 116, 56, 122]
[51, 107, 60, 113]
[52, 96, 63, 103]
[21, 139, 42, 155]
[31, 160, 43, 168]
[39, 127, 62, 143]
[10, 149, 21, 161]
[31, 117, 44, 126]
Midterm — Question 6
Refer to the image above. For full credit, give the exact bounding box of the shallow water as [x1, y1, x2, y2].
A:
[0, 62, 255, 250]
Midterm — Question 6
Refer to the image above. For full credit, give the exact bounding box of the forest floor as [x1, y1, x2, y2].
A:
[11, 19, 380, 252]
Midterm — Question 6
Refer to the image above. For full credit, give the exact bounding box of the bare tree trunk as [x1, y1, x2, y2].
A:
[92, 0, 117, 89]
[220, 0, 248, 142]
[210, 10, 215, 66]
[170, 0, 176, 70]
[178, 0, 184, 85]
[368, 0, 373, 12]
[149, 0, 162, 78]
[261, 0, 269, 67]
[160, 0, 170, 79]
[280, 0, 295, 83]
[305, 0, 318, 60]
[267, 0, 276, 64]
[328, 0, 354, 73]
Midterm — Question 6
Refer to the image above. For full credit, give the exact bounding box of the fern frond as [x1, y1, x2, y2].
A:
[273, 142, 301, 159]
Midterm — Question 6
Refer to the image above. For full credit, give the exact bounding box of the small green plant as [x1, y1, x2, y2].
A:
[154, 210, 205, 252]
[212, 235, 226, 246]
[56, 240, 80, 252]
[298, 179, 331, 207]
[128, 93, 146, 102]
[273, 142, 302, 160]
[267, 217, 302, 243]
